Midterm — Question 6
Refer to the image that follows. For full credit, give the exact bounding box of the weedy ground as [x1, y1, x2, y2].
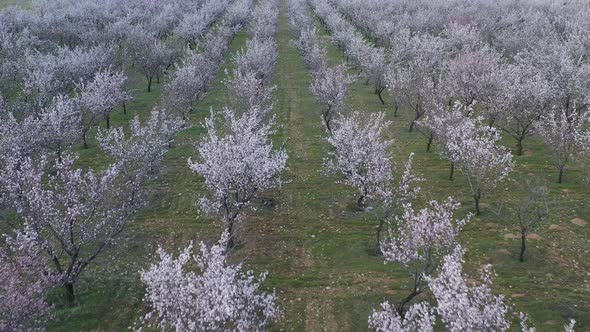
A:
[1, 0, 590, 330]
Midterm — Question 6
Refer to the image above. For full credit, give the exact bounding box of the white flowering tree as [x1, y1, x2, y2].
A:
[418, 102, 473, 181]
[0, 154, 145, 307]
[76, 69, 130, 147]
[234, 38, 277, 88]
[0, 239, 58, 332]
[512, 179, 550, 262]
[310, 64, 355, 134]
[38, 95, 82, 161]
[535, 108, 585, 183]
[188, 108, 288, 248]
[385, 33, 447, 132]
[139, 232, 281, 331]
[426, 246, 510, 332]
[0, 97, 80, 163]
[98, 108, 185, 182]
[21, 44, 117, 106]
[373, 153, 421, 254]
[226, 69, 275, 114]
[161, 57, 210, 120]
[449, 113, 514, 215]
[443, 46, 505, 111]
[128, 29, 176, 92]
[498, 62, 552, 156]
[369, 302, 434, 332]
[325, 111, 393, 210]
[361, 46, 387, 105]
[371, 245, 577, 332]
[380, 198, 470, 315]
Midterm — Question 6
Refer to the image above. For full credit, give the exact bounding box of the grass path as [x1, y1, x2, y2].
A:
[244, 2, 401, 330]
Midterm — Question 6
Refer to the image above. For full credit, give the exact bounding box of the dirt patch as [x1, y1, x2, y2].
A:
[571, 218, 586, 226]
[485, 222, 499, 229]
[527, 233, 542, 240]
[547, 242, 572, 271]
[497, 248, 511, 255]
[511, 293, 526, 298]
[549, 224, 566, 231]
[504, 233, 519, 239]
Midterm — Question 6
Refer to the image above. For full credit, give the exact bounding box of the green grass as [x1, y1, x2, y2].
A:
[3, 0, 590, 330]
[0, 0, 30, 9]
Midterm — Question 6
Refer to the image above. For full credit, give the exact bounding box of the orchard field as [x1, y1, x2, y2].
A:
[0, 0, 589, 331]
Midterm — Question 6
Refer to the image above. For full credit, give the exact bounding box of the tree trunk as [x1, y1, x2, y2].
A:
[83, 132, 88, 149]
[56, 145, 62, 163]
[357, 194, 365, 211]
[558, 166, 564, 184]
[65, 282, 77, 307]
[426, 132, 433, 152]
[519, 232, 526, 262]
[516, 138, 524, 156]
[323, 114, 332, 135]
[409, 120, 416, 132]
[393, 100, 399, 117]
[122, 102, 127, 115]
[226, 220, 236, 250]
[449, 162, 455, 181]
[105, 113, 110, 129]
[474, 193, 481, 215]
[397, 289, 420, 317]
[147, 76, 153, 92]
[376, 88, 385, 105]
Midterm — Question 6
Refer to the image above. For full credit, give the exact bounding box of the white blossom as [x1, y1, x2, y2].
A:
[426, 246, 510, 332]
[381, 198, 470, 314]
[535, 108, 585, 183]
[369, 302, 434, 332]
[325, 111, 393, 210]
[98, 108, 184, 181]
[139, 232, 281, 331]
[188, 108, 287, 247]
[310, 64, 355, 133]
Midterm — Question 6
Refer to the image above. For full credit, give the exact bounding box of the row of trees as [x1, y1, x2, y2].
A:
[326, 0, 590, 184]
[161, 0, 252, 120]
[0, 0, 290, 328]
[139, 0, 285, 330]
[322, 0, 590, 263]
[310, 0, 387, 106]
[0, 102, 185, 322]
[0, 0, 235, 328]
[296, 0, 579, 330]
[0, 0, 291, 328]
